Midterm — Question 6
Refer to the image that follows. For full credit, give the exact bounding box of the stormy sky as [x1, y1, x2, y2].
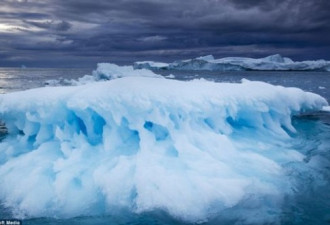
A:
[0, 0, 330, 67]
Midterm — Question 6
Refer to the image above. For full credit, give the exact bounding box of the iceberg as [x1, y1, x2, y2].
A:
[0, 63, 328, 223]
[134, 54, 330, 71]
[46, 63, 163, 86]
[45, 55, 330, 88]
[133, 61, 169, 70]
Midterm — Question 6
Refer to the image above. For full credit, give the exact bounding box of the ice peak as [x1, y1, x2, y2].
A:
[263, 54, 286, 63]
[196, 55, 215, 61]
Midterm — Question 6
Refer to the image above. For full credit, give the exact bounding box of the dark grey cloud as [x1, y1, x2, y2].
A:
[0, 12, 48, 20]
[24, 20, 72, 31]
[0, 0, 329, 67]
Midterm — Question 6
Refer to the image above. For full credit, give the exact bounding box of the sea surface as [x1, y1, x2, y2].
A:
[0, 67, 329, 101]
[0, 67, 330, 225]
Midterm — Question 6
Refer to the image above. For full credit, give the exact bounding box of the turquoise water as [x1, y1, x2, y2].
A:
[0, 68, 329, 225]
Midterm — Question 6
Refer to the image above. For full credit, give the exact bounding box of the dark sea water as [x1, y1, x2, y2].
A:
[0, 67, 92, 94]
[0, 67, 330, 225]
[158, 70, 330, 103]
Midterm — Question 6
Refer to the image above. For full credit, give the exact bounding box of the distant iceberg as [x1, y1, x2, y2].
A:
[133, 61, 169, 70]
[134, 54, 330, 71]
[0, 63, 328, 222]
[45, 54, 330, 87]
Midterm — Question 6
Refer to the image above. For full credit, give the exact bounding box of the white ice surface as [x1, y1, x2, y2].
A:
[322, 106, 330, 112]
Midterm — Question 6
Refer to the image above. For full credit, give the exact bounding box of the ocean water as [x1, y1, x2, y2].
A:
[1, 68, 329, 102]
[0, 67, 330, 225]
[158, 70, 330, 102]
[0, 67, 92, 94]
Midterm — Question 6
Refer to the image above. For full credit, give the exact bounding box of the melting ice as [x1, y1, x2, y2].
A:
[0, 64, 329, 224]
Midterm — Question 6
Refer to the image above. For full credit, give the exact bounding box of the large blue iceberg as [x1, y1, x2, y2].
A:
[134, 54, 330, 71]
[0, 66, 328, 223]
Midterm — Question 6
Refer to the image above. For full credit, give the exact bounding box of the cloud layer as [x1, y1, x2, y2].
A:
[1, 0, 329, 67]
